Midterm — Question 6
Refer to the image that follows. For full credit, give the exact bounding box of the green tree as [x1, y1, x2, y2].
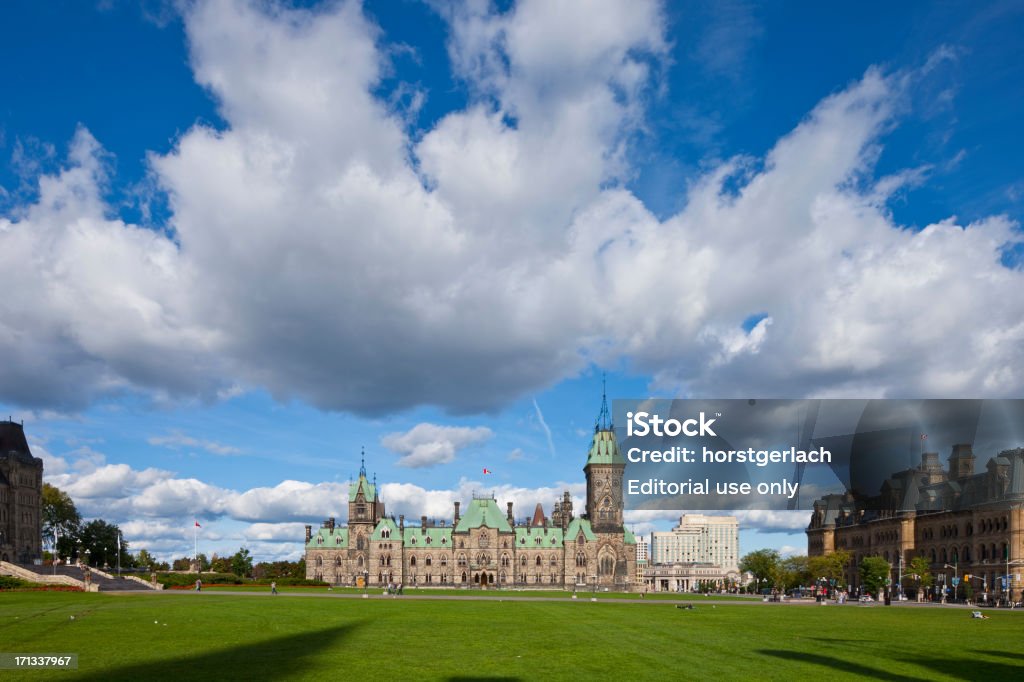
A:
[859, 556, 891, 596]
[210, 553, 231, 573]
[78, 519, 129, 568]
[740, 549, 780, 591]
[779, 555, 811, 591]
[906, 555, 933, 600]
[808, 550, 851, 590]
[230, 547, 253, 577]
[42, 484, 81, 559]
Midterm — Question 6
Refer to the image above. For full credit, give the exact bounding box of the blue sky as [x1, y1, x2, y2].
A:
[1, 0, 1022, 563]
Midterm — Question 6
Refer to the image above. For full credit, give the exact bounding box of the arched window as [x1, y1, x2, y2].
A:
[576, 552, 586, 567]
[356, 535, 364, 550]
[440, 555, 448, 567]
[381, 528, 390, 539]
[458, 553, 467, 567]
[426, 555, 432, 566]
[549, 556, 557, 567]
[520, 555, 527, 567]
[335, 556, 341, 567]
[536, 556, 542, 566]
[501, 554, 510, 567]
[357, 555, 364, 568]
[410, 556, 417, 567]
[315, 556, 323, 567]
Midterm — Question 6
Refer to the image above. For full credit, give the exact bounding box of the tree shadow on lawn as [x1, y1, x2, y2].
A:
[760, 649, 1024, 680]
[76, 622, 360, 681]
[757, 649, 924, 681]
[970, 649, 1024, 662]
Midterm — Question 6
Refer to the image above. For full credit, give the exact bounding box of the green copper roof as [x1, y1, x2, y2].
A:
[564, 517, 596, 542]
[586, 428, 625, 466]
[515, 526, 564, 548]
[403, 526, 454, 548]
[349, 476, 376, 502]
[370, 517, 400, 541]
[453, 497, 513, 533]
[623, 528, 637, 545]
[306, 527, 348, 549]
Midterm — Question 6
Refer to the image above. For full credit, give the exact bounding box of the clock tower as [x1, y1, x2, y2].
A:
[584, 382, 625, 533]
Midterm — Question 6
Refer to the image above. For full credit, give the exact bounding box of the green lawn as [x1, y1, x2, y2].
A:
[2, 592, 1021, 680]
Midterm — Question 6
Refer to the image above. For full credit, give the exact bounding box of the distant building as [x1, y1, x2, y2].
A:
[643, 514, 739, 592]
[304, 393, 637, 590]
[635, 535, 649, 586]
[0, 420, 44, 563]
[807, 445, 1024, 601]
[650, 514, 739, 571]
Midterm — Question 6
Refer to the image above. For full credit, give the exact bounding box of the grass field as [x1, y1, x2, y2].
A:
[3, 592, 1022, 680]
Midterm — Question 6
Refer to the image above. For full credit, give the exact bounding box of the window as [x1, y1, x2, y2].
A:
[536, 556, 542, 566]
[410, 556, 417, 567]
[440, 555, 448, 567]
[426, 556, 432, 567]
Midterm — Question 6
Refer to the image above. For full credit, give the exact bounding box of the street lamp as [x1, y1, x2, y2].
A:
[84, 548, 91, 567]
[944, 563, 959, 603]
[363, 570, 369, 596]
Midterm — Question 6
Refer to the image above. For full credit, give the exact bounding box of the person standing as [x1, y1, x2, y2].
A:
[271, 581, 278, 595]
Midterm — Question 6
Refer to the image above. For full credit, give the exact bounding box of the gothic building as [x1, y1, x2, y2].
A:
[304, 395, 637, 590]
[807, 444, 1024, 600]
[0, 419, 44, 563]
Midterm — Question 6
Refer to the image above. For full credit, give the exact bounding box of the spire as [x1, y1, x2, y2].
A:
[595, 372, 612, 432]
[359, 446, 367, 479]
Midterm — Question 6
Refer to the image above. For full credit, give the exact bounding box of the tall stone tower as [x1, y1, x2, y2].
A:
[347, 448, 384, 553]
[584, 382, 625, 533]
[0, 419, 44, 563]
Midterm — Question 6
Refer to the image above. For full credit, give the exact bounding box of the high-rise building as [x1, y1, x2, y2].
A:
[650, 514, 739, 571]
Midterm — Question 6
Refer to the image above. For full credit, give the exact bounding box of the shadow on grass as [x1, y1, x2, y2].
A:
[970, 649, 1024, 662]
[908, 655, 1024, 679]
[757, 650, 924, 681]
[76, 622, 359, 681]
[448, 678, 521, 681]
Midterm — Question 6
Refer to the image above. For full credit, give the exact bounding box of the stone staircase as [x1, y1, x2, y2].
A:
[1, 561, 159, 591]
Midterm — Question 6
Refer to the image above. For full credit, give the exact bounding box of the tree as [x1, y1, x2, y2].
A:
[906, 555, 933, 600]
[42, 484, 81, 559]
[808, 550, 851, 590]
[231, 547, 254, 578]
[779, 555, 811, 592]
[740, 549, 780, 591]
[859, 556, 891, 596]
[78, 520, 129, 568]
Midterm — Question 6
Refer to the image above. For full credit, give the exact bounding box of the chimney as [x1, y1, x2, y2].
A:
[328, 517, 336, 532]
[421, 515, 428, 533]
[507, 502, 514, 525]
[454, 501, 460, 525]
[304, 525, 312, 542]
[399, 515, 405, 532]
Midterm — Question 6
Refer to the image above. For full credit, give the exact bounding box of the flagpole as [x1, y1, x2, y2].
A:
[194, 522, 198, 574]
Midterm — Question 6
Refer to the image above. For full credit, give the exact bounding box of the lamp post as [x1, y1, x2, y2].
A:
[363, 570, 369, 597]
[52, 527, 59, 576]
[944, 562, 959, 603]
[84, 548, 91, 568]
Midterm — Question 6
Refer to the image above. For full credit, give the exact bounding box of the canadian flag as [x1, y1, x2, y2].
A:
[483, 468, 492, 474]
[195, 521, 201, 528]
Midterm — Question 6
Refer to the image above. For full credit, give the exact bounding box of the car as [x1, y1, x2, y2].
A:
[859, 595, 874, 602]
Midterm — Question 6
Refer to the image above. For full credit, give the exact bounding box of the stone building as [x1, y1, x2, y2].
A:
[0, 419, 44, 563]
[807, 444, 1024, 601]
[305, 395, 637, 590]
